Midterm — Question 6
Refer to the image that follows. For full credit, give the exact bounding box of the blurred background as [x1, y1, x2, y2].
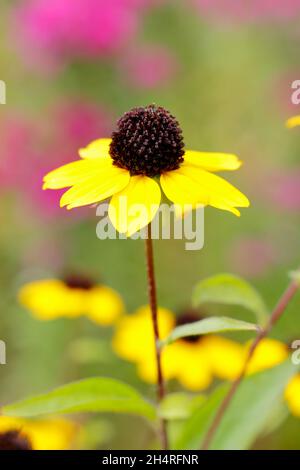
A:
[1, 0, 300, 449]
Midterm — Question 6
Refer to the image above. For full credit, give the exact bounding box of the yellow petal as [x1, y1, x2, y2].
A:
[184, 150, 242, 172]
[108, 176, 161, 236]
[204, 336, 245, 381]
[137, 343, 179, 384]
[246, 338, 288, 375]
[18, 279, 86, 320]
[285, 375, 300, 417]
[112, 305, 175, 365]
[174, 202, 204, 218]
[160, 168, 210, 206]
[79, 138, 112, 159]
[162, 163, 249, 216]
[60, 164, 130, 209]
[165, 341, 213, 391]
[285, 115, 300, 129]
[85, 286, 124, 326]
[43, 158, 112, 190]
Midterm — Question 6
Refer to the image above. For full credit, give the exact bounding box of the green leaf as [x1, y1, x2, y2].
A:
[175, 361, 297, 450]
[192, 273, 268, 325]
[2, 377, 156, 421]
[158, 393, 205, 420]
[174, 385, 228, 449]
[162, 316, 259, 346]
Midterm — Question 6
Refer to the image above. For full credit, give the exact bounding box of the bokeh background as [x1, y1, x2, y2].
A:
[1, 0, 300, 449]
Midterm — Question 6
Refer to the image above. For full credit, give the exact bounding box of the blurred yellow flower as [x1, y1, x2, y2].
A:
[285, 374, 300, 417]
[286, 115, 300, 129]
[113, 310, 300, 417]
[0, 417, 77, 450]
[43, 105, 249, 236]
[112, 307, 247, 391]
[18, 274, 124, 325]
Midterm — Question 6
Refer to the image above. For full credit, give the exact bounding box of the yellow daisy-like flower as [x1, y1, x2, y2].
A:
[0, 417, 77, 450]
[112, 307, 246, 391]
[113, 308, 300, 417]
[43, 105, 249, 236]
[286, 115, 300, 129]
[18, 274, 124, 325]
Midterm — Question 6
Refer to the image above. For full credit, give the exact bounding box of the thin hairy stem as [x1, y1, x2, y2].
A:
[201, 278, 299, 450]
[145, 224, 168, 450]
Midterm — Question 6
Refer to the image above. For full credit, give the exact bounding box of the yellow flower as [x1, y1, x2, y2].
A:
[285, 374, 300, 417]
[112, 307, 246, 391]
[0, 417, 77, 450]
[286, 115, 300, 129]
[113, 307, 300, 416]
[43, 105, 249, 236]
[18, 274, 124, 325]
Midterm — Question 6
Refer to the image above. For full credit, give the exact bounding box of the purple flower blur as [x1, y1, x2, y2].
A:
[266, 169, 300, 212]
[228, 237, 276, 279]
[120, 45, 177, 89]
[0, 102, 112, 219]
[14, 0, 146, 67]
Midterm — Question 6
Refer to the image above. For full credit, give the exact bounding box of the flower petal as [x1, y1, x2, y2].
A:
[204, 336, 245, 381]
[161, 163, 249, 216]
[108, 176, 161, 236]
[60, 164, 130, 210]
[164, 342, 213, 391]
[285, 375, 300, 417]
[79, 138, 112, 159]
[112, 306, 175, 365]
[184, 150, 242, 172]
[18, 279, 85, 320]
[86, 286, 124, 326]
[286, 115, 300, 129]
[246, 338, 288, 375]
[160, 168, 210, 206]
[43, 158, 112, 190]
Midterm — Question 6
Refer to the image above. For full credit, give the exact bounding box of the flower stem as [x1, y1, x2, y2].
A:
[201, 277, 299, 450]
[145, 223, 168, 450]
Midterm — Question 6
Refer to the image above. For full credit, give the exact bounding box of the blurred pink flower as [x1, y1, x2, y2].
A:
[265, 169, 300, 212]
[14, 0, 141, 66]
[121, 45, 177, 89]
[0, 116, 34, 190]
[0, 102, 112, 219]
[229, 237, 276, 279]
[54, 101, 112, 150]
[193, 0, 300, 24]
